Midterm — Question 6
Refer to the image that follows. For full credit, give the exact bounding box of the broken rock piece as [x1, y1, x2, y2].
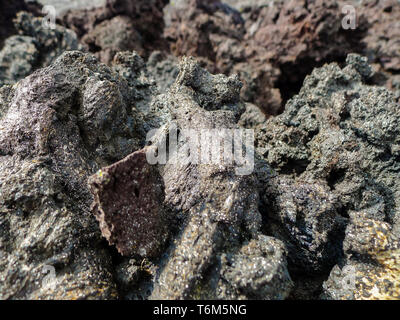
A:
[89, 148, 169, 258]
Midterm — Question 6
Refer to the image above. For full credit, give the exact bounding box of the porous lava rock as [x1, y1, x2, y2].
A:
[0, 0, 41, 48]
[113, 56, 293, 300]
[88, 148, 169, 258]
[0, 12, 81, 86]
[256, 54, 400, 298]
[0, 50, 154, 299]
[60, 0, 169, 64]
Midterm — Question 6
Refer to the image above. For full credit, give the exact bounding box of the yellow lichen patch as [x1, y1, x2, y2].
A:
[355, 265, 400, 300]
[350, 219, 400, 300]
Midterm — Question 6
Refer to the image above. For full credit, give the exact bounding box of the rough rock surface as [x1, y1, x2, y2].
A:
[0, 50, 154, 299]
[0, 12, 81, 86]
[121, 57, 292, 300]
[163, 0, 369, 115]
[7, 0, 395, 117]
[146, 51, 179, 94]
[360, 0, 400, 73]
[88, 148, 169, 258]
[0, 0, 41, 48]
[163, 0, 400, 116]
[60, 0, 169, 64]
[0, 0, 400, 301]
[323, 216, 400, 300]
[264, 177, 342, 273]
[256, 54, 400, 299]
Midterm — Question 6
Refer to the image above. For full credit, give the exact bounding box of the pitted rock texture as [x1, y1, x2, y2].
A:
[264, 177, 342, 273]
[88, 148, 168, 258]
[0, 11, 81, 86]
[0, 0, 41, 48]
[60, 0, 169, 64]
[146, 51, 179, 94]
[360, 0, 400, 73]
[163, 0, 369, 115]
[163, 0, 400, 116]
[0, 0, 399, 299]
[0, 50, 154, 299]
[215, 234, 293, 300]
[256, 54, 400, 299]
[143, 57, 293, 300]
[323, 216, 400, 300]
[4, 0, 397, 118]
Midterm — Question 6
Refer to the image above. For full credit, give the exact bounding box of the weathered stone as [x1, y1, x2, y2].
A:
[238, 102, 267, 129]
[0, 50, 153, 299]
[216, 234, 293, 300]
[0, 12, 81, 86]
[0, 0, 41, 48]
[323, 216, 400, 300]
[256, 53, 400, 298]
[146, 51, 179, 94]
[88, 148, 168, 257]
[264, 177, 342, 273]
[147, 57, 292, 300]
[60, 0, 169, 64]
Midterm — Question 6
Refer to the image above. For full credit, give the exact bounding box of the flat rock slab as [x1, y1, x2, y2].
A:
[89, 148, 168, 258]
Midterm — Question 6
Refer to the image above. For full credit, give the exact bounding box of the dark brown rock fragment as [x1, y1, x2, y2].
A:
[89, 148, 168, 258]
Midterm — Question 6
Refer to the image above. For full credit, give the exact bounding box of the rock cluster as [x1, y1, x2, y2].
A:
[0, 50, 151, 299]
[256, 54, 400, 299]
[0, 12, 81, 86]
[2, 0, 400, 111]
[60, 0, 169, 64]
[0, 0, 400, 301]
[0, 0, 41, 48]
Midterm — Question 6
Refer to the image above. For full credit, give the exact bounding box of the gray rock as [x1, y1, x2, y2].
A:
[0, 12, 82, 86]
[264, 177, 342, 273]
[323, 216, 400, 300]
[146, 51, 179, 94]
[238, 102, 268, 129]
[0, 50, 154, 299]
[256, 53, 400, 298]
[216, 234, 293, 300]
[145, 57, 292, 300]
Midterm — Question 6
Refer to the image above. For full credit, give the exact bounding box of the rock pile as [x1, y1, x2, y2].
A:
[0, 0, 400, 300]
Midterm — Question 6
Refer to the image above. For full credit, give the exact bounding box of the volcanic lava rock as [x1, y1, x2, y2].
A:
[163, 0, 370, 115]
[60, 0, 169, 64]
[0, 12, 81, 86]
[111, 51, 157, 114]
[164, 0, 275, 112]
[258, 54, 400, 224]
[357, 0, 400, 102]
[143, 56, 293, 300]
[323, 215, 400, 299]
[216, 234, 293, 300]
[0, 50, 154, 299]
[0, 0, 41, 48]
[238, 102, 267, 129]
[264, 177, 342, 273]
[256, 53, 400, 297]
[164, 0, 245, 74]
[88, 148, 169, 258]
[146, 51, 179, 94]
[360, 0, 400, 73]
